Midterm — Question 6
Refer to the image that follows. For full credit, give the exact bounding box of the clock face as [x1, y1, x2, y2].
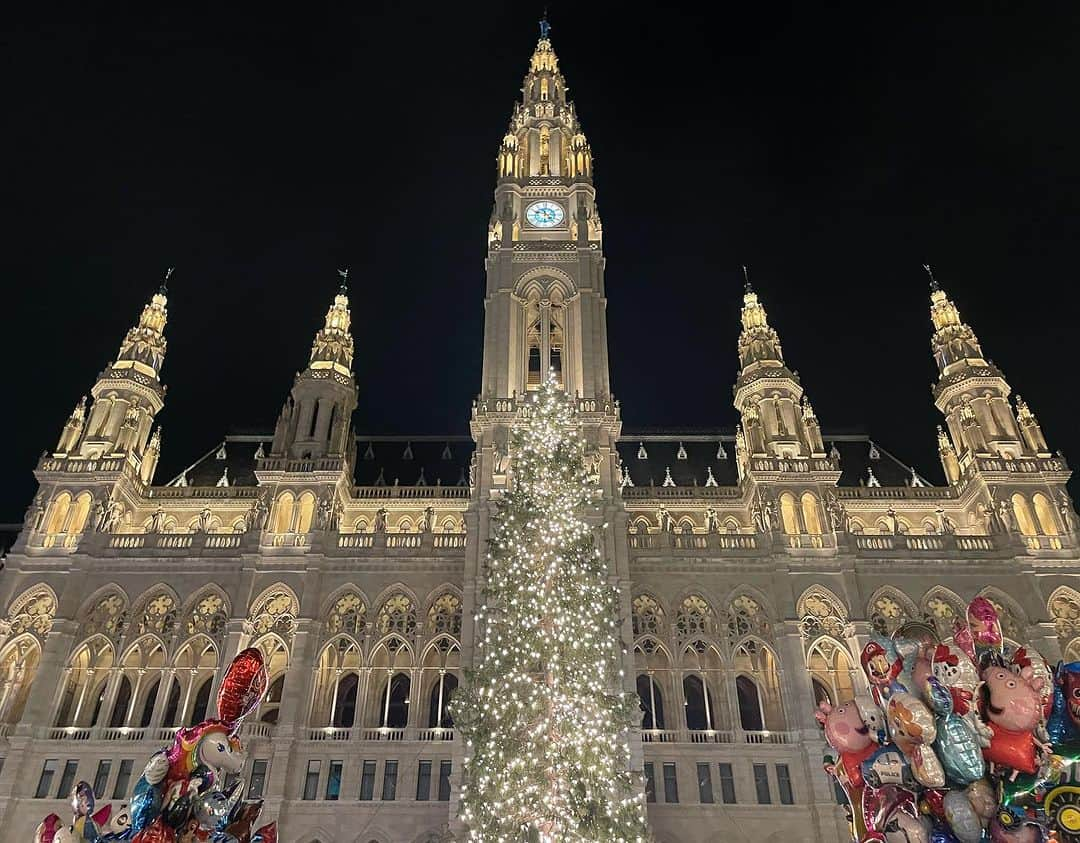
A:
[526, 200, 565, 228]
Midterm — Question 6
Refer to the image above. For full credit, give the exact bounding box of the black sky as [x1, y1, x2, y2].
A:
[4, 4, 1080, 519]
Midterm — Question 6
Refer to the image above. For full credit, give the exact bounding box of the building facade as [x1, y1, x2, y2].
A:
[2, 26, 1079, 843]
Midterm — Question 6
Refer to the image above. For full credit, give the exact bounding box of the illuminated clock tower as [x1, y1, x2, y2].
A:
[458, 17, 639, 830]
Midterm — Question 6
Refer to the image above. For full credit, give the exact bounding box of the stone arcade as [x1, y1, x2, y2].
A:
[1, 23, 1078, 843]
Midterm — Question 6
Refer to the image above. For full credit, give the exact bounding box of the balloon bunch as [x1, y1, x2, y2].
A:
[818, 597, 1080, 843]
[35, 648, 277, 843]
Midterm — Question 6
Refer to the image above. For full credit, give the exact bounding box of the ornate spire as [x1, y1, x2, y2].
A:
[497, 19, 592, 182]
[737, 285, 785, 371]
[927, 269, 986, 376]
[113, 281, 169, 380]
[308, 275, 355, 377]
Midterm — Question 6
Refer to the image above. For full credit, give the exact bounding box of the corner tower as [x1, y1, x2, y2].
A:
[479, 20, 609, 400]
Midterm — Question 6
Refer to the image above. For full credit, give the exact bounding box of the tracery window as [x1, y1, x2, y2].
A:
[523, 289, 567, 391]
[186, 593, 227, 640]
[674, 595, 715, 641]
[7, 586, 57, 641]
[797, 588, 847, 639]
[80, 592, 127, 642]
[727, 594, 766, 638]
[0, 637, 40, 724]
[632, 595, 664, 638]
[427, 594, 462, 637]
[327, 592, 366, 638]
[248, 589, 298, 644]
[1050, 589, 1080, 639]
[377, 594, 417, 638]
[922, 589, 964, 640]
[133, 592, 177, 637]
[869, 592, 911, 637]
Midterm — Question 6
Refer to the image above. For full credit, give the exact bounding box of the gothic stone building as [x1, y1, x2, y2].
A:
[1, 29, 1078, 843]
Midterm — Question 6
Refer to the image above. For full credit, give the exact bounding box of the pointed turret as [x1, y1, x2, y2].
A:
[733, 277, 825, 459]
[58, 276, 170, 460]
[268, 273, 358, 462]
[926, 266, 1035, 460]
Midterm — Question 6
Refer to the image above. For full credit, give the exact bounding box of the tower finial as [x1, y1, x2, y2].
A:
[160, 266, 174, 295]
[539, 7, 551, 39]
[923, 263, 939, 292]
[337, 267, 350, 293]
[742, 264, 753, 294]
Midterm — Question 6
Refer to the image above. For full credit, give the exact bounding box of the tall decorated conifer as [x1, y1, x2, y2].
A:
[454, 378, 649, 842]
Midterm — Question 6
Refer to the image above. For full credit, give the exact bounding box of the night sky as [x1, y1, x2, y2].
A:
[4, 5, 1079, 520]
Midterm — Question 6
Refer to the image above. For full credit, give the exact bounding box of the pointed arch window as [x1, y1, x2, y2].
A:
[523, 290, 567, 391]
[736, 675, 765, 731]
[428, 672, 457, 729]
[636, 674, 665, 730]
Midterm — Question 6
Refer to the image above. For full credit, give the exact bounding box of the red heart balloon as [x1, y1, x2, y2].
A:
[217, 648, 268, 726]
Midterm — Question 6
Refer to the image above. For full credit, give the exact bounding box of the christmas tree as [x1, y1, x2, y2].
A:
[454, 378, 649, 842]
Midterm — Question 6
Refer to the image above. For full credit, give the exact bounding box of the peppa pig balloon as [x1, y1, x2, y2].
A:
[976, 664, 1049, 776]
[816, 698, 880, 839]
[887, 692, 946, 788]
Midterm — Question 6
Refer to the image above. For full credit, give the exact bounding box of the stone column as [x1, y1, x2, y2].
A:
[777, 623, 818, 731]
[149, 667, 177, 730]
[207, 620, 247, 719]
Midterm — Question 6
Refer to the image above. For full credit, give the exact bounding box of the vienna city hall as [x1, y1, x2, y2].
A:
[2, 26, 1078, 843]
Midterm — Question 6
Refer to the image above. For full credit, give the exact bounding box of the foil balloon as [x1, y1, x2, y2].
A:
[943, 787, 984, 843]
[888, 692, 946, 788]
[862, 636, 907, 708]
[977, 664, 1048, 776]
[252, 823, 277, 843]
[1048, 661, 1080, 751]
[217, 647, 268, 728]
[34, 814, 62, 843]
[816, 698, 879, 839]
[130, 817, 175, 843]
[863, 784, 929, 843]
[1010, 646, 1053, 720]
[926, 676, 985, 784]
[967, 597, 1004, 663]
[931, 643, 980, 720]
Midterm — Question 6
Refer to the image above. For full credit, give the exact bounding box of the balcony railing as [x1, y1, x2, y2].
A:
[628, 533, 760, 552]
[639, 728, 794, 745]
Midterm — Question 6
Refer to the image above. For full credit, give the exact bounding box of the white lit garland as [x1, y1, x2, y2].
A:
[454, 377, 650, 842]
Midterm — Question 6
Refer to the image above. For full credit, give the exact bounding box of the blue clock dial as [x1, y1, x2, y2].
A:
[526, 201, 565, 228]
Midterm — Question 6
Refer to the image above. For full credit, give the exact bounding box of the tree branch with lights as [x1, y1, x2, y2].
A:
[454, 378, 649, 842]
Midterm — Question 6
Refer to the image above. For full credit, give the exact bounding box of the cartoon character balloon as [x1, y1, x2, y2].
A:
[925, 675, 985, 784]
[817, 698, 881, 839]
[862, 637, 908, 708]
[887, 692, 946, 788]
[976, 664, 1049, 777]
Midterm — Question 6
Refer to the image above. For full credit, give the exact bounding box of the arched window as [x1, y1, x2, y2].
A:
[68, 492, 94, 536]
[801, 493, 822, 535]
[807, 638, 857, 705]
[632, 595, 665, 638]
[326, 591, 366, 638]
[736, 675, 764, 731]
[1012, 494, 1038, 537]
[812, 678, 832, 706]
[779, 492, 800, 535]
[260, 675, 285, 724]
[674, 595, 715, 640]
[636, 674, 665, 730]
[377, 594, 417, 637]
[190, 677, 213, 724]
[271, 492, 294, 534]
[683, 674, 714, 731]
[44, 493, 72, 536]
[377, 672, 410, 728]
[162, 677, 182, 727]
[427, 594, 462, 637]
[0, 637, 41, 724]
[1034, 493, 1059, 536]
[295, 492, 316, 534]
[428, 673, 458, 729]
[333, 673, 359, 728]
[138, 678, 159, 728]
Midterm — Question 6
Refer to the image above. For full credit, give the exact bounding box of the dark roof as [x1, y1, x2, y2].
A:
[167, 431, 933, 491]
[615, 432, 932, 489]
[170, 435, 473, 490]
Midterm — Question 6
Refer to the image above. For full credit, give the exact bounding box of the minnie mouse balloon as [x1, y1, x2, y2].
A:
[216, 647, 268, 728]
